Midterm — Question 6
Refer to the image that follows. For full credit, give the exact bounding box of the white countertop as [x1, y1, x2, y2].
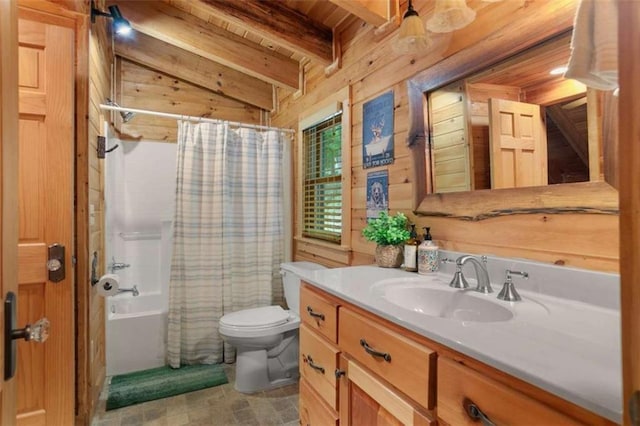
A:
[301, 265, 622, 423]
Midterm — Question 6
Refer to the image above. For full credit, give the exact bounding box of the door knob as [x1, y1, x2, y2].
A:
[11, 318, 50, 343]
[5, 292, 49, 380]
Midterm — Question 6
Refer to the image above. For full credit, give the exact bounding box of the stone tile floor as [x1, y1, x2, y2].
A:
[91, 364, 299, 426]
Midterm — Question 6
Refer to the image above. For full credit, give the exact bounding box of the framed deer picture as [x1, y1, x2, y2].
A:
[362, 91, 394, 169]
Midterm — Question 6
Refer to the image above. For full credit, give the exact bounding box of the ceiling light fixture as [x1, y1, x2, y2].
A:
[91, 2, 132, 36]
[393, 0, 430, 54]
[427, 0, 476, 33]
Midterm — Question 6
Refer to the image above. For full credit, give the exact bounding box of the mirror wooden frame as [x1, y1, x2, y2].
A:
[406, 5, 618, 221]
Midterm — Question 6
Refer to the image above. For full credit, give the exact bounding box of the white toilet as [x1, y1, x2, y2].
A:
[218, 261, 326, 393]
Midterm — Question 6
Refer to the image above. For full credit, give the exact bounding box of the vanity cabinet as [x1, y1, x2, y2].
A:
[300, 283, 435, 426]
[299, 283, 613, 426]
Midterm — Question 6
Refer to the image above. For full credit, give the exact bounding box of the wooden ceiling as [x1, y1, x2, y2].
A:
[108, 0, 398, 111]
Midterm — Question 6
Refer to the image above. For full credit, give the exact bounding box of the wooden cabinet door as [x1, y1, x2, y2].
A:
[339, 355, 434, 426]
[16, 11, 75, 426]
[489, 98, 548, 188]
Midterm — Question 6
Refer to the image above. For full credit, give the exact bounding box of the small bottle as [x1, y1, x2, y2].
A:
[403, 224, 419, 272]
[418, 227, 439, 275]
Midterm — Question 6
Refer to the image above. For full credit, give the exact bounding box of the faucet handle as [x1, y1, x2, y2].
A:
[440, 256, 455, 265]
[497, 269, 528, 301]
[506, 269, 528, 279]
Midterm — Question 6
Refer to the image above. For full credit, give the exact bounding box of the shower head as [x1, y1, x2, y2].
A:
[120, 110, 135, 123]
[106, 98, 136, 123]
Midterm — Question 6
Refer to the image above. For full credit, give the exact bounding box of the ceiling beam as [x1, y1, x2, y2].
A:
[113, 1, 299, 90]
[115, 32, 273, 111]
[329, 0, 394, 27]
[194, 0, 333, 65]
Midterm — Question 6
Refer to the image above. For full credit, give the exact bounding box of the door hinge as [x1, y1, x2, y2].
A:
[72, 255, 77, 266]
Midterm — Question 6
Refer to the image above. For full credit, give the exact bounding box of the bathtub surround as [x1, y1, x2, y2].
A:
[105, 138, 176, 376]
[168, 121, 287, 367]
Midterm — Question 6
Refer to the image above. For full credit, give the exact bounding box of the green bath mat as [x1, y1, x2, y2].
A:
[106, 364, 228, 411]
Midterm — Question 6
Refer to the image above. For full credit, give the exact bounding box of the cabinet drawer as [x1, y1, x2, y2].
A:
[300, 324, 340, 410]
[338, 307, 436, 410]
[300, 378, 339, 426]
[437, 357, 584, 425]
[301, 283, 339, 344]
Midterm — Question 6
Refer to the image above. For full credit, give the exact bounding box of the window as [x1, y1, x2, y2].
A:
[302, 112, 343, 243]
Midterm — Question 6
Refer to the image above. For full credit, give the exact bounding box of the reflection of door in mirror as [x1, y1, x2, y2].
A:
[426, 33, 597, 193]
[489, 98, 548, 189]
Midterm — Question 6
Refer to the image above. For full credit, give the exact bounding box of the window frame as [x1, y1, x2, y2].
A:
[302, 112, 343, 243]
[296, 88, 351, 257]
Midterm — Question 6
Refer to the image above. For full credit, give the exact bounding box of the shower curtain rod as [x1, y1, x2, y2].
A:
[99, 104, 295, 134]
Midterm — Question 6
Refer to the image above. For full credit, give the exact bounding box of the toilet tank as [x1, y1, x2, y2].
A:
[280, 261, 327, 315]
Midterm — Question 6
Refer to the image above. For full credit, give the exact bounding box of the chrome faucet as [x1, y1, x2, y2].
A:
[118, 285, 139, 297]
[109, 257, 130, 273]
[449, 255, 492, 294]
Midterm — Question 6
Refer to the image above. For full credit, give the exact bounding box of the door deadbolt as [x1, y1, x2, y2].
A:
[47, 243, 65, 282]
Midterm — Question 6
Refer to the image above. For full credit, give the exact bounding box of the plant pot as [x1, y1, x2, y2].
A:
[375, 244, 404, 268]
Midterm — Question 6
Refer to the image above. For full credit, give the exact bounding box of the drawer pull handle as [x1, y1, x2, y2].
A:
[306, 306, 325, 321]
[464, 398, 497, 426]
[360, 339, 391, 362]
[335, 369, 345, 379]
[304, 355, 325, 374]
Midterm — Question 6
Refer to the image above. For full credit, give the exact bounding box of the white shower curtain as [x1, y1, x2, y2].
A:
[167, 121, 285, 368]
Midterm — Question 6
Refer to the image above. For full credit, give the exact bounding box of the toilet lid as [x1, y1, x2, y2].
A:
[220, 305, 290, 329]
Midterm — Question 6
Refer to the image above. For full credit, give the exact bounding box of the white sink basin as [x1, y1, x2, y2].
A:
[371, 277, 518, 323]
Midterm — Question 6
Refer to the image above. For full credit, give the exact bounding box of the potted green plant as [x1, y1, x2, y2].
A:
[362, 212, 411, 268]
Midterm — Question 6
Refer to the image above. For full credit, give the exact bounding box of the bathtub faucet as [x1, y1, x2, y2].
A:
[118, 285, 139, 297]
[109, 257, 130, 273]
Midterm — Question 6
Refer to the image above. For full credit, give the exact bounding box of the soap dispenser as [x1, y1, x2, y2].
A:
[403, 224, 419, 272]
[418, 227, 439, 275]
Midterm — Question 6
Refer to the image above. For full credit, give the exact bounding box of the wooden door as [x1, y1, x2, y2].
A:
[1, 0, 20, 424]
[488, 98, 548, 188]
[17, 12, 74, 426]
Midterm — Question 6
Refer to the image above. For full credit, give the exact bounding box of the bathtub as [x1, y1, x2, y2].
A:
[105, 292, 168, 376]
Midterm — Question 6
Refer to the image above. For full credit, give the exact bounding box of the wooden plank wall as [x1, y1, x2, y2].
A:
[86, 2, 110, 419]
[273, 0, 619, 273]
[114, 58, 263, 142]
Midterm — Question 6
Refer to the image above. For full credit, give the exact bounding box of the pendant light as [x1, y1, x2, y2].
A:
[427, 0, 476, 33]
[393, 0, 430, 54]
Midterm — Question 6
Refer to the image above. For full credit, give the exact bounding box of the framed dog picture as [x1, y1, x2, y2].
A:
[366, 170, 389, 220]
[362, 91, 394, 169]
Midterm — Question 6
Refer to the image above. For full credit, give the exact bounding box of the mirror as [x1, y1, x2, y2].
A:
[428, 34, 593, 193]
[407, 26, 618, 220]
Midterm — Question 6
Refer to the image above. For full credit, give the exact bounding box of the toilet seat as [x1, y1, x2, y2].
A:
[220, 305, 290, 330]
